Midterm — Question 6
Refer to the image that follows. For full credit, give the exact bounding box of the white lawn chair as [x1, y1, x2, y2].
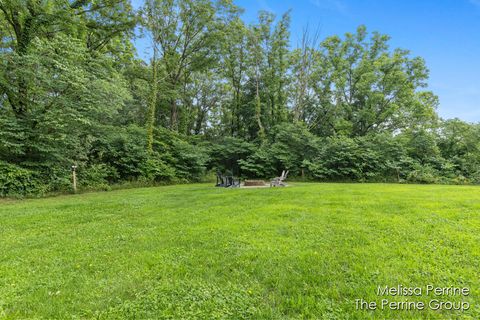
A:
[270, 170, 289, 187]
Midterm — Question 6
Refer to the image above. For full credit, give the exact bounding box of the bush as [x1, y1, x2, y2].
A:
[468, 170, 480, 184]
[90, 125, 149, 181]
[141, 157, 176, 183]
[268, 123, 320, 176]
[43, 168, 74, 193]
[406, 164, 439, 184]
[305, 136, 381, 181]
[78, 164, 119, 190]
[0, 161, 46, 197]
[207, 137, 255, 176]
[238, 147, 276, 178]
[449, 175, 470, 185]
[153, 128, 209, 181]
[238, 123, 320, 179]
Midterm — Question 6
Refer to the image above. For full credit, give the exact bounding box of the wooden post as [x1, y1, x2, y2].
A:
[72, 165, 77, 193]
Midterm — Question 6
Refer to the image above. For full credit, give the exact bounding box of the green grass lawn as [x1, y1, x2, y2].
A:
[0, 183, 479, 319]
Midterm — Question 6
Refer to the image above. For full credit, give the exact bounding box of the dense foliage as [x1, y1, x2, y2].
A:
[1, 0, 479, 196]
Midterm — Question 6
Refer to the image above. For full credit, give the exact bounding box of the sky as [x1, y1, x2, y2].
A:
[131, 0, 480, 122]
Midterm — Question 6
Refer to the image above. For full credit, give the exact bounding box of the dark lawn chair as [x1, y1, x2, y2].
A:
[216, 172, 226, 187]
[216, 172, 241, 188]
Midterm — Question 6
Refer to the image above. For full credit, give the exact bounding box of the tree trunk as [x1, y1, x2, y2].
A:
[194, 108, 205, 135]
[146, 48, 157, 153]
[170, 98, 178, 131]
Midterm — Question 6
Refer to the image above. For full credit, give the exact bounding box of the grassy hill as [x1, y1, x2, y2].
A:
[0, 183, 479, 319]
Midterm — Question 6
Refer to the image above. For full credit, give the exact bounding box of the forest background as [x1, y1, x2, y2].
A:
[1, 0, 479, 196]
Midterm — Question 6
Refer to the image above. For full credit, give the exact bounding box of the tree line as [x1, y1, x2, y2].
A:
[1, 0, 479, 196]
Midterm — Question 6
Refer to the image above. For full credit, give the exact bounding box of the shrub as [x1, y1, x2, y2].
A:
[90, 125, 149, 181]
[207, 137, 255, 176]
[468, 170, 480, 184]
[0, 161, 46, 197]
[268, 123, 320, 176]
[78, 164, 119, 190]
[154, 130, 209, 181]
[238, 123, 320, 179]
[141, 157, 176, 183]
[238, 147, 276, 178]
[43, 168, 74, 193]
[449, 175, 470, 185]
[406, 164, 439, 184]
[306, 136, 381, 181]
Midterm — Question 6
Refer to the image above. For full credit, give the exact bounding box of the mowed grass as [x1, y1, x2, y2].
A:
[0, 183, 479, 319]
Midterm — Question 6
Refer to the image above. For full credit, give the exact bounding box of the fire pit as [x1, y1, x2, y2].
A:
[244, 180, 266, 187]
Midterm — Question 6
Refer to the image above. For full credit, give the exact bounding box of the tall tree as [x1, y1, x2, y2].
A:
[0, 0, 135, 176]
[0, 35, 131, 168]
[182, 70, 225, 135]
[0, 0, 135, 118]
[221, 16, 248, 137]
[142, 0, 161, 153]
[290, 26, 320, 122]
[307, 26, 437, 137]
[245, 11, 291, 140]
[141, 0, 235, 131]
